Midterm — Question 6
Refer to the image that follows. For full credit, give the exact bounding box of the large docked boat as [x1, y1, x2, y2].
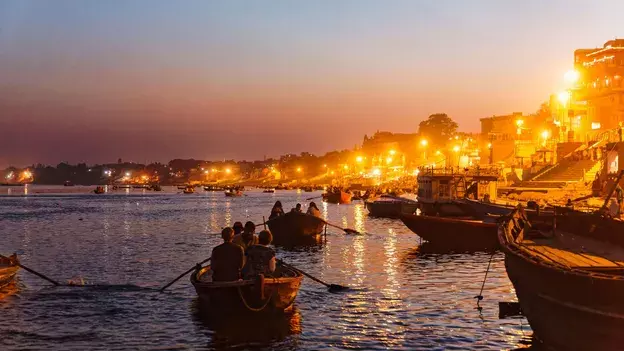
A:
[499, 207, 624, 350]
[416, 166, 500, 216]
[267, 212, 326, 246]
[190, 264, 303, 313]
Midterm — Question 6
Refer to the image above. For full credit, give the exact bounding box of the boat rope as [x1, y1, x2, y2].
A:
[237, 279, 277, 313]
[475, 251, 495, 310]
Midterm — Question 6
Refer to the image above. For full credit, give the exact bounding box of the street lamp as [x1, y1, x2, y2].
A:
[558, 91, 570, 106]
[564, 69, 579, 85]
[420, 139, 428, 159]
[389, 149, 396, 156]
[355, 156, 363, 163]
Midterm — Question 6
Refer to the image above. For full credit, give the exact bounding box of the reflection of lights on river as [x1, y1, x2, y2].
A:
[353, 204, 365, 233]
[224, 201, 232, 227]
[321, 201, 329, 220]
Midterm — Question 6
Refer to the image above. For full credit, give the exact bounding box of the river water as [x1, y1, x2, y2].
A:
[0, 186, 532, 350]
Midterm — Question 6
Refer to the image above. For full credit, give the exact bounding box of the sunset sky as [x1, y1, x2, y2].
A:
[1, 0, 622, 166]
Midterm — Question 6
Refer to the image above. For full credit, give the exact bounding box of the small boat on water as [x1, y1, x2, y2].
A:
[63, 180, 74, 187]
[183, 186, 195, 194]
[150, 184, 162, 191]
[177, 185, 187, 190]
[267, 212, 326, 245]
[322, 189, 352, 204]
[225, 190, 243, 197]
[401, 214, 499, 251]
[262, 189, 275, 193]
[499, 207, 624, 350]
[302, 186, 313, 192]
[132, 184, 150, 189]
[93, 186, 105, 194]
[365, 196, 418, 218]
[191, 264, 303, 313]
[0, 254, 19, 289]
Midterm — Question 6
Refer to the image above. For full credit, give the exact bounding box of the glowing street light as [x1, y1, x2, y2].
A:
[22, 170, 32, 178]
[355, 156, 363, 163]
[420, 139, 428, 147]
[389, 149, 396, 156]
[125, 172, 131, 177]
[435, 150, 441, 155]
[323, 164, 327, 168]
[558, 91, 571, 106]
[343, 165, 349, 170]
[385, 157, 393, 164]
[515, 119, 524, 127]
[204, 170, 209, 174]
[453, 145, 460, 153]
[296, 167, 302, 173]
[372, 168, 381, 176]
[225, 168, 232, 174]
[564, 69, 580, 84]
[487, 143, 492, 149]
[541, 130, 550, 140]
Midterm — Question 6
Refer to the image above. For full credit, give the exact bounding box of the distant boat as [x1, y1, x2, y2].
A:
[322, 190, 352, 204]
[262, 189, 275, 193]
[150, 184, 162, 191]
[365, 196, 418, 218]
[93, 186, 105, 194]
[401, 214, 499, 251]
[0, 183, 23, 187]
[267, 212, 326, 246]
[225, 190, 243, 197]
[63, 180, 74, 187]
[177, 185, 187, 190]
[183, 186, 195, 194]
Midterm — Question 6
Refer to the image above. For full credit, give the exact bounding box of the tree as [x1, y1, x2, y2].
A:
[418, 113, 458, 146]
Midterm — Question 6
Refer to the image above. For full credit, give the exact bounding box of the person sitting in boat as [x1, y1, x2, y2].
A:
[242, 230, 276, 278]
[232, 221, 244, 236]
[269, 201, 285, 220]
[306, 202, 321, 217]
[233, 221, 258, 252]
[211, 227, 244, 282]
[290, 203, 302, 213]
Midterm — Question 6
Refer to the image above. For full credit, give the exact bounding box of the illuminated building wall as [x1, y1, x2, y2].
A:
[574, 39, 624, 138]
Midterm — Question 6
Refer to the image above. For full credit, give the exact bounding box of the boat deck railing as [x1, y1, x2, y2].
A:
[418, 166, 501, 178]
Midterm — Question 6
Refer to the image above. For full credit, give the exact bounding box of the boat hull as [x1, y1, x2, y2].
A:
[268, 213, 325, 245]
[191, 266, 303, 313]
[365, 200, 418, 218]
[499, 213, 624, 350]
[401, 214, 498, 251]
[322, 191, 352, 204]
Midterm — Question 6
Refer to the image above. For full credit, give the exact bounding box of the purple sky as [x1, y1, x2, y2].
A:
[1, 0, 622, 167]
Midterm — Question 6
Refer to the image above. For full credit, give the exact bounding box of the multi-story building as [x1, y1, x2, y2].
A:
[574, 39, 624, 139]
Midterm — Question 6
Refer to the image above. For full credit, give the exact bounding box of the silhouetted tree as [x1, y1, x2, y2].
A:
[418, 113, 458, 146]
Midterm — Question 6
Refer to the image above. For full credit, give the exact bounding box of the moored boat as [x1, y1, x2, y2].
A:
[322, 190, 352, 204]
[365, 196, 418, 218]
[267, 212, 326, 245]
[263, 189, 275, 193]
[0, 254, 19, 289]
[225, 190, 243, 197]
[499, 207, 624, 350]
[93, 186, 105, 194]
[401, 214, 499, 251]
[183, 186, 195, 194]
[190, 264, 303, 313]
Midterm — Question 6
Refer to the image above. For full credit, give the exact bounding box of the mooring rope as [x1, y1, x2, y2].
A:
[475, 251, 496, 311]
[237, 278, 277, 312]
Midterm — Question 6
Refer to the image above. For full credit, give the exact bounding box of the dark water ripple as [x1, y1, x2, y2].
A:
[0, 186, 531, 350]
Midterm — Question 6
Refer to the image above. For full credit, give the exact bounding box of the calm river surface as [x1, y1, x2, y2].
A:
[0, 186, 532, 350]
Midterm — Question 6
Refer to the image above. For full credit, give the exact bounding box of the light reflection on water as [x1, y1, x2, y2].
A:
[0, 186, 531, 350]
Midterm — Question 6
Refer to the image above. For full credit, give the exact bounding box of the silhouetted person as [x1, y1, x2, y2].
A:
[211, 227, 244, 282]
[232, 221, 244, 236]
[243, 230, 276, 278]
[233, 221, 258, 252]
[291, 203, 302, 213]
[269, 201, 284, 220]
[307, 202, 321, 217]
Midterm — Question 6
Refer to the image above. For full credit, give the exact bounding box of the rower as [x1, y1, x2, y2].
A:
[306, 202, 321, 217]
[243, 230, 276, 278]
[233, 221, 258, 252]
[211, 227, 244, 282]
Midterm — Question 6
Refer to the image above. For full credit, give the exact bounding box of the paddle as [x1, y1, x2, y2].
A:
[324, 221, 361, 235]
[305, 195, 322, 201]
[0, 254, 60, 286]
[278, 259, 349, 292]
[160, 257, 211, 292]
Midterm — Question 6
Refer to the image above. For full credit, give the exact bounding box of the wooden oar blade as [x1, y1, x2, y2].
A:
[328, 284, 350, 292]
[343, 228, 360, 235]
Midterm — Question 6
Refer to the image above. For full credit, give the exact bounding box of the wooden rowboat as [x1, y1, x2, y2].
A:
[365, 196, 418, 218]
[499, 208, 624, 350]
[267, 212, 326, 245]
[225, 190, 243, 197]
[322, 191, 352, 204]
[0, 254, 19, 289]
[191, 264, 303, 313]
[401, 214, 499, 251]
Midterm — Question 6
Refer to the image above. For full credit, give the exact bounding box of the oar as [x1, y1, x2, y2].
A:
[305, 195, 322, 201]
[160, 257, 211, 292]
[324, 221, 361, 235]
[278, 259, 349, 292]
[0, 254, 60, 286]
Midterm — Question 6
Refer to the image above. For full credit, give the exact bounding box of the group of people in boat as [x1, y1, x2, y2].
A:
[211, 221, 276, 282]
[268, 200, 321, 219]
